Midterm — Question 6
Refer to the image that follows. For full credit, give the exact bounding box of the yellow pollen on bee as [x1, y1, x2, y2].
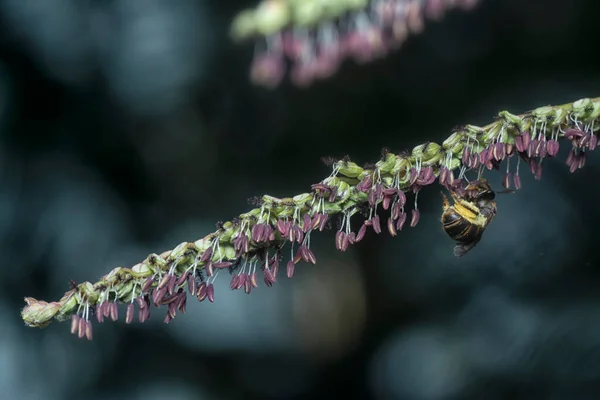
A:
[454, 201, 488, 227]
[441, 192, 490, 228]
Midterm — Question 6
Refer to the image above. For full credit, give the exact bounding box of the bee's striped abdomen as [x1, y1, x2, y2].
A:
[441, 210, 484, 243]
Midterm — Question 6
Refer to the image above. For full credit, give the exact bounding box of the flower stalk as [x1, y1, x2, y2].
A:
[21, 97, 600, 339]
[231, 0, 483, 87]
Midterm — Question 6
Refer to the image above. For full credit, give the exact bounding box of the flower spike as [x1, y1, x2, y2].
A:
[21, 96, 600, 339]
[231, 0, 485, 88]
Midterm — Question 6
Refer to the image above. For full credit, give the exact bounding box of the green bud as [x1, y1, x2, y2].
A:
[380, 176, 392, 187]
[532, 106, 563, 129]
[116, 280, 134, 301]
[131, 263, 151, 277]
[261, 195, 279, 205]
[78, 282, 99, 304]
[240, 207, 261, 220]
[423, 142, 440, 157]
[355, 170, 371, 181]
[293, 1, 322, 27]
[147, 253, 167, 271]
[170, 242, 189, 260]
[462, 126, 485, 152]
[59, 292, 79, 317]
[442, 132, 462, 149]
[219, 222, 235, 242]
[552, 107, 568, 126]
[212, 243, 236, 261]
[444, 130, 467, 155]
[388, 156, 403, 175]
[230, 9, 257, 41]
[103, 267, 123, 282]
[223, 221, 234, 230]
[80, 281, 95, 296]
[485, 123, 502, 142]
[396, 155, 411, 173]
[255, 1, 290, 36]
[335, 181, 352, 202]
[292, 193, 313, 206]
[337, 161, 363, 178]
[447, 156, 461, 170]
[121, 289, 138, 303]
[377, 153, 397, 174]
[353, 191, 368, 204]
[193, 238, 212, 253]
[421, 142, 442, 165]
[464, 125, 483, 139]
[519, 118, 532, 134]
[223, 244, 237, 260]
[448, 141, 465, 156]
[498, 110, 523, 126]
[273, 204, 294, 219]
[411, 143, 425, 159]
[572, 98, 593, 120]
[397, 169, 411, 187]
[322, 202, 342, 214]
[532, 105, 554, 119]
[589, 102, 600, 119]
[21, 298, 62, 327]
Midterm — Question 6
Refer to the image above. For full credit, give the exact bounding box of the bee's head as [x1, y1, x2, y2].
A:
[465, 179, 495, 200]
[478, 188, 495, 201]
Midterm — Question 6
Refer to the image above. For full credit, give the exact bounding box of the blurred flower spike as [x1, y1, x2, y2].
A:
[21, 97, 600, 339]
[230, 0, 482, 88]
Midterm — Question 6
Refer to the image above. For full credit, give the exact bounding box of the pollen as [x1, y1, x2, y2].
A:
[452, 200, 488, 228]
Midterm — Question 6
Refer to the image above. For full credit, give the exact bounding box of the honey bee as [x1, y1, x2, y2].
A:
[441, 178, 498, 257]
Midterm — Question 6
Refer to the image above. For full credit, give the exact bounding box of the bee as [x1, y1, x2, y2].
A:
[441, 178, 498, 257]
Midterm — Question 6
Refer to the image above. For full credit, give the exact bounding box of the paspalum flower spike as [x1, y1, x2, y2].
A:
[230, 0, 483, 87]
[21, 97, 600, 339]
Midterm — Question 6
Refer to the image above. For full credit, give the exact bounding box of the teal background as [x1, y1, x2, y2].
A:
[2, 1, 600, 399]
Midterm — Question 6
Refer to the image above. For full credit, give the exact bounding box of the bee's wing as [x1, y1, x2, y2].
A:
[453, 238, 481, 257]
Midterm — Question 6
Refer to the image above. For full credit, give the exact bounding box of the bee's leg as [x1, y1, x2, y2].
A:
[441, 192, 450, 209]
[453, 238, 481, 257]
[449, 191, 464, 204]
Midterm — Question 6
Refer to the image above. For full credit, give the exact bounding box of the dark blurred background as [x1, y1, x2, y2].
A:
[3, 0, 600, 399]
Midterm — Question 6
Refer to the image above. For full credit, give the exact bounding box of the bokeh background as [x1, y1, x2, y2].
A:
[2, 0, 600, 399]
